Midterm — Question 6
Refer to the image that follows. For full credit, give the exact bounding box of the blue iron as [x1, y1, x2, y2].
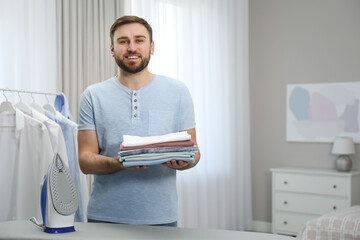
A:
[39, 153, 78, 233]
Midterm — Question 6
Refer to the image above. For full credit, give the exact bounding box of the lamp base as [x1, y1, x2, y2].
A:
[335, 155, 352, 172]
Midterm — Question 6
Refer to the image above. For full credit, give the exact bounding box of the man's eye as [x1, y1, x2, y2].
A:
[136, 39, 144, 43]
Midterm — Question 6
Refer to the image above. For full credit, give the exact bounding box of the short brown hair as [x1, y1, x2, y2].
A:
[110, 15, 153, 45]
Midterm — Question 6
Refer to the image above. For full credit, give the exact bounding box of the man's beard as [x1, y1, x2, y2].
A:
[114, 51, 151, 74]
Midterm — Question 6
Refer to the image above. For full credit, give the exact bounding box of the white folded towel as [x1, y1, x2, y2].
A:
[122, 131, 191, 147]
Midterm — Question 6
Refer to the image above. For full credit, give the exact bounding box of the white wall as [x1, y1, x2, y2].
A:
[249, 0, 360, 223]
[0, 0, 57, 104]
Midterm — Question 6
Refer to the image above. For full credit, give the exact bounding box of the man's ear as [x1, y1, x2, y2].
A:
[110, 44, 115, 57]
[150, 41, 155, 55]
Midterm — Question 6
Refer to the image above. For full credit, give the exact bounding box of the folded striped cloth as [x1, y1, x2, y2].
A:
[119, 146, 198, 157]
[120, 152, 196, 162]
[122, 157, 195, 167]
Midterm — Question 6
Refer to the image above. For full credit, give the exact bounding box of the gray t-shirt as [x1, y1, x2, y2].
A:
[78, 75, 195, 224]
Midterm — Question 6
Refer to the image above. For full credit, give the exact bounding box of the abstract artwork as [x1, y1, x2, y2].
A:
[286, 82, 360, 143]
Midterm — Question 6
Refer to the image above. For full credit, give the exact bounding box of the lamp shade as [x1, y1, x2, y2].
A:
[332, 137, 355, 155]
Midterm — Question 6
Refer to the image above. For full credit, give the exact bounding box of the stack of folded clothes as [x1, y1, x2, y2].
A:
[118, 131, 198, 167]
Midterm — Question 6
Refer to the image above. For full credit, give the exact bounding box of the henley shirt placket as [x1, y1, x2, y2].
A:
[132, 91, 139, 121]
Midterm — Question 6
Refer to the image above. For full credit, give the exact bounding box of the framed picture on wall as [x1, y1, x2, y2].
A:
[286, 82, 360, 143]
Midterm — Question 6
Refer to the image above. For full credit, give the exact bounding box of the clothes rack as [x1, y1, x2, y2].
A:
[0, 88, 89, 223]
[0, 88, 61, 96]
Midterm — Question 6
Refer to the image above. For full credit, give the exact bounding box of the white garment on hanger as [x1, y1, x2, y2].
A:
[31, 109, 69, 167]
[0, 109, 54, 221]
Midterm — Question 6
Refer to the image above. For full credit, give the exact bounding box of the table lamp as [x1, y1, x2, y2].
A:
[332, 137, 355, 172]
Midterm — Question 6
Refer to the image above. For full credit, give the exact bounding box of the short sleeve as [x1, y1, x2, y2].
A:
[78, 89, 96, 131]
[178, 84, 196, 131]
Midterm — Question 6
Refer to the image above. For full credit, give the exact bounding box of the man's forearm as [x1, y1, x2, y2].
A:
[79, 152, 124, 175]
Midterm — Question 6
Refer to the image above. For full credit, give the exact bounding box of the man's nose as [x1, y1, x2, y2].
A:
[128, 42, 136, 51]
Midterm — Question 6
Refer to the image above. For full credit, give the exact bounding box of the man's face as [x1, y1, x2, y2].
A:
[111, 23, 154, 74]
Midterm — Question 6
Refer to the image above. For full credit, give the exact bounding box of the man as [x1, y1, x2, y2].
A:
[78, 15, 200, 226]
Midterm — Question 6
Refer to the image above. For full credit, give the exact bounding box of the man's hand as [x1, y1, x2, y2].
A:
[162, 160, 191, 170]
[161, 128, 201, 170]
[125, 165, 150, 170]
[110, 156, 150, 171]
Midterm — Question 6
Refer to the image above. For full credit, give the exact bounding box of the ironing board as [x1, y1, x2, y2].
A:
[0, 220, 294, 240]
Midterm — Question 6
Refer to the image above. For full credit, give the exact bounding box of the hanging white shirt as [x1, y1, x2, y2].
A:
[0, 109, 54, 221]
[30, 109, 69, 168]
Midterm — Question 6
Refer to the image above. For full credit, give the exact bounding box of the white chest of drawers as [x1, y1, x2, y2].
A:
[270, 168, 360, 235]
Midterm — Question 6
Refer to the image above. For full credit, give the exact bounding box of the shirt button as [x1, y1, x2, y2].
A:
[134, 106, 138, 110]
[134, 99, 137, 102]
[134, 114, 138, 117]
[134, 92, 137, 96]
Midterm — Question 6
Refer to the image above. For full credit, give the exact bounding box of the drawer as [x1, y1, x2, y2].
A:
[274, 173, 349, 196]
[275, 192, 349, 215]
[274, 212, 317, 235]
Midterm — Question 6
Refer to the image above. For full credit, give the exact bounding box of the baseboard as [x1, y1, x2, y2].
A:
[251, 220, 272, 233]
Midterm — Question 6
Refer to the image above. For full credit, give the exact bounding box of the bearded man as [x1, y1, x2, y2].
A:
[77, 15, 200, 226]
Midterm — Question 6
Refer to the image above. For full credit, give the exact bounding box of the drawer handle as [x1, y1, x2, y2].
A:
[333, 206, 337, 210]
[283, 201, 288, 205]
[283, 221, 287, 225]
[333, 185, 337, 189]
[284, 181, 288, 185]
